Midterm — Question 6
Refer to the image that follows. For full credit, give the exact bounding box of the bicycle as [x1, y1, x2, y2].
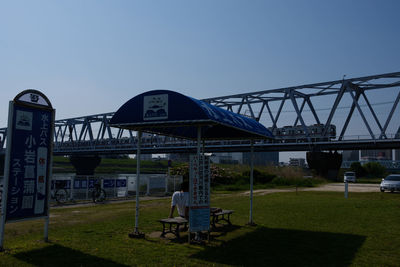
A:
[92, 181, 106, 203]
[51, 180, 69, 204]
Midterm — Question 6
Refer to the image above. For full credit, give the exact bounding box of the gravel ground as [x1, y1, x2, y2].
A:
[242, 183, 380, 196]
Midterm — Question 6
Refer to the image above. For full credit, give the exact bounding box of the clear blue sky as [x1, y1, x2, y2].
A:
[1, 0, 399, 160]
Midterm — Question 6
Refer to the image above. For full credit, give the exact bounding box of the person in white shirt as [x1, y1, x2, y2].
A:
[169, 181, 189, 219]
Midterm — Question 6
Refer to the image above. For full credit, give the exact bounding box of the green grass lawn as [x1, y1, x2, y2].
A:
[1, 191, 399, 266]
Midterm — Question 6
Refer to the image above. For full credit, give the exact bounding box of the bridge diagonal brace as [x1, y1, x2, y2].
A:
[66, 122, 78, 142]
[59, 125, 67, 143]
[86, 121, 94, 142]
[293, 97, 306, 126]
[245, 96, 256, 119]
[104, 115, 114, 140]
[97, 121, 104, 141]
[290, 91, 311, 142]
[265, 101, 275, 128]
[55, 125, 68, 143]
[78, 121, 87, 141]
[348, 89, 375, 140]
[339, 83, 362, 140]
[256, 101, 266, 122]
[380, 91, 400, 139]
[361, 91, 384, 138]
[272, 92, 288, 129]
[323, 82, 347, 137]
[306, 97, 321, 125]
[237, 97, 246, 114]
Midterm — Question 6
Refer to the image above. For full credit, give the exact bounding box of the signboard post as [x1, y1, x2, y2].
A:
[189, 154, 210, 235]
[0, 90, 55, 250]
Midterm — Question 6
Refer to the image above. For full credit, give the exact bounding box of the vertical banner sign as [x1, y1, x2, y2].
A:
[189, 155, 210, 232]
[2, 90, 54, 222]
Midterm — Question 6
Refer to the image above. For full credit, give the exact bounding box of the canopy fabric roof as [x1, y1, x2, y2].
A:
[110, 90, 273, 140]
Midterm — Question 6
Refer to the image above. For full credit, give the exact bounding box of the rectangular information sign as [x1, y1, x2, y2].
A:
[103, 179, 116, 188]
[189, 154, 210, 232]
[116, 179, 127, 188]
[4, 97, 54, 222]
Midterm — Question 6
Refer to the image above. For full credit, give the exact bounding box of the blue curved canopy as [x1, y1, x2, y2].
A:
[110, 90, 273, 140]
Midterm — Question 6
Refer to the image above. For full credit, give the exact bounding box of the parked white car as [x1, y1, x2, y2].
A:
[380, 174, 400, 192]
[344, 171, 356, 183]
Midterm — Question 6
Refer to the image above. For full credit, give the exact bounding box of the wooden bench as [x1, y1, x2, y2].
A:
[159, 217, 188, 239]
[211, 209, 234, 228]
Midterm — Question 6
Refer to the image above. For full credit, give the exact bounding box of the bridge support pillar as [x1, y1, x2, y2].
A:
[306, 151, 342, 181]
[69, 155, 101, 176]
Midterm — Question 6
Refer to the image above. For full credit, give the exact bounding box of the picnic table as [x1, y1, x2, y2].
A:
[159, 208, 234, 240]
[210, 208, 234, 228]
[159, 217, 188, 239]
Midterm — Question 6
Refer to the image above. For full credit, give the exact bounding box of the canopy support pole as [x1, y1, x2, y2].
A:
[189, 126, 202, 243]
[248, 139, 257, 226]
[129, 130, 145, 238]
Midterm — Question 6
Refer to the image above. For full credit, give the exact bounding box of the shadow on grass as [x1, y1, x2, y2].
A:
[210, 225, 242, 239]
[14, 244, 129, 267]
[192, 227, 366, 266]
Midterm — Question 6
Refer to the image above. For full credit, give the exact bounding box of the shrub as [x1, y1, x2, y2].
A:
[363, 162, 386, 178]
[170, 163, 236, 185]
[170, 163, 189, 179]
[350, 162, 366, 177]
[210, 165, 236, 185]
[242, 169, 276, 184]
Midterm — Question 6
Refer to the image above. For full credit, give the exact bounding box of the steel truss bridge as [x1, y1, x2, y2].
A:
[1, 71, 400, 155]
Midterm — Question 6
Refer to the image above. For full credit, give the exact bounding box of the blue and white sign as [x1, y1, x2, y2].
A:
[189, 155, 210, 232]
[103, 179, 116, 188]
[73, 179, 88, 189]
[116, 179, 127, 188]
[2, 90, 54, 222]
[52, 180, 71, 190]
[88, 178, 98, 189]
[143, 94, 168, 121]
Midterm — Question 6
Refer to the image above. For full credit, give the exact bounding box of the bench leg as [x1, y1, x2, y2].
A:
[211, 215, 216, 228]
[176, 224, 180, 239]
[160, 222, 166, 237]
[227, 213, 232, 225]
[183, 222, 188, 232]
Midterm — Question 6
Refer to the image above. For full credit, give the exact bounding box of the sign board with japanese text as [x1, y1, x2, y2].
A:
[2, 90, 55, 222]
[189, 154, 210, 232]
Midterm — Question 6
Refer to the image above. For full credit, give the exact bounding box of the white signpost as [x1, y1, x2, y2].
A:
[0, 90, 55, 250]
[189, 154, 210, 233]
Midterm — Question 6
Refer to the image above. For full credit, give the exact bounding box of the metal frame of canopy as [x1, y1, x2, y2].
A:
[110, 90, 273, 237]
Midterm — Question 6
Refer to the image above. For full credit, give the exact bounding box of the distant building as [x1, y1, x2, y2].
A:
[361, 149, 392, 161]
[169, 153, 190, 162]
[135, 153, 152, 161]
[243, 151, 279, 166]
[395, 150, 400, 161]
[211, 152, 241, 164]
[289, 158, 306, 167]
[342, 150, 359, 161]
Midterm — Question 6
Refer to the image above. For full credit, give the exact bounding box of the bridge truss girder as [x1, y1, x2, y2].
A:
[0, 71, 400, 155]
[203, 71, 400, 141]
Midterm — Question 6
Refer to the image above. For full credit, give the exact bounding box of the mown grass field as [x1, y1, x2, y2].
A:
[1, 191, 399, 266]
